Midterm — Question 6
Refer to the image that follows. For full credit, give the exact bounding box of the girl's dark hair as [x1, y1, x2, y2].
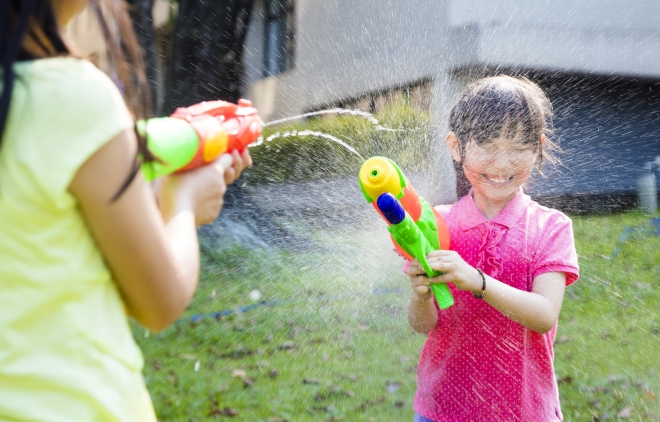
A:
[1, 0, 155, 199]
[449, 75, 560, 175]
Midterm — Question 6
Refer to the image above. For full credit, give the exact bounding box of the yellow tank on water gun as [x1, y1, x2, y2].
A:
[359, 157, 454, 309]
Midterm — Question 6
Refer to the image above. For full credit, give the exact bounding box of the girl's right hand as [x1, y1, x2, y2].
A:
[406, 260, 434, 300]
[156, 153, 233, 226]
[224, 148, 253, 185]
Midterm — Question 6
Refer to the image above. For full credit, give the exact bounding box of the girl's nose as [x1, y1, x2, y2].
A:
[489, 155, 514, 172]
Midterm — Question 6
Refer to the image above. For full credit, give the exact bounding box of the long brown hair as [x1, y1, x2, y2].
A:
[0, 0, 155, 198]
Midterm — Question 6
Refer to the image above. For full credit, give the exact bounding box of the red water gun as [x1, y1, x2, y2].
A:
[140, 99, 263, 181]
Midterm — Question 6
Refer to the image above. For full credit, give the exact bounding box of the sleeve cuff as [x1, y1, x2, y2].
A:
[533, 265, 579, 286]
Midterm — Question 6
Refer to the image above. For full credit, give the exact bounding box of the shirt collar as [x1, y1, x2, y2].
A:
[458, 188, 531, 231]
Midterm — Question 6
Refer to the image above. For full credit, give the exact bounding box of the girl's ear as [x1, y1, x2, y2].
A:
[445, 132, 462, 163]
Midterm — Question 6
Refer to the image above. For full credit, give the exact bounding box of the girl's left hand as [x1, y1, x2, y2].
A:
[425, 250, 483, 294]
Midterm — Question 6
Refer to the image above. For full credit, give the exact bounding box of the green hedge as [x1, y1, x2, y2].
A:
[244, 99, 433, 185]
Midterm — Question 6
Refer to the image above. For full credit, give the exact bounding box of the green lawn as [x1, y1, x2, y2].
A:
[135, 211, 660, 421]
[554, 212, 660, 421]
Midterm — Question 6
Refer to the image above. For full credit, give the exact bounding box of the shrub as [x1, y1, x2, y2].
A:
[244, 99, 433, 185]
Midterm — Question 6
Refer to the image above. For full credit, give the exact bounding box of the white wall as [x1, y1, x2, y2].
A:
[245, 0, 450, 121]
[448, 0, 660, 78]
[448, 0, 660, 32]
[245, 0, 660, 119]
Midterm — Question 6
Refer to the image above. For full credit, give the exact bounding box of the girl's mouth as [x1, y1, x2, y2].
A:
[483, 173, 514, 185]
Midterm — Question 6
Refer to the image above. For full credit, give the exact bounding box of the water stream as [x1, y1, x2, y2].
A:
[251, 129, 365, 161]
[251, 107, 426, 161]
[263, 107, 413, 132]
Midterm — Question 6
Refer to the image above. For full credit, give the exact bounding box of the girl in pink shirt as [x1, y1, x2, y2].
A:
[408, 76, 579, 421]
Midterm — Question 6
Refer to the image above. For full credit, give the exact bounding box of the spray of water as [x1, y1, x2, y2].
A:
[251, 107, 427, 160]
[263, 107, 420, 133]
[251, 128, 365, 161]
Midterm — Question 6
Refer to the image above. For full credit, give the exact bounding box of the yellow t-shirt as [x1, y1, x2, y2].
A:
[0, 58, 157, 421]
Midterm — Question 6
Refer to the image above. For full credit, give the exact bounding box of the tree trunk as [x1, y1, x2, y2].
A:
[164, 0, 254, 114]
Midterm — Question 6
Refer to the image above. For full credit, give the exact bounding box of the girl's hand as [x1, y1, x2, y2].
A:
[157, 154, 233, 226]
[224, 149, 253, 185]
[406, 261, 434, 300]
[426, 250, 483, 295]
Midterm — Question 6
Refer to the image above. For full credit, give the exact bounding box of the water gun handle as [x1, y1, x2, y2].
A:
[429, 283, 454, 310]
[378, 193, 454, 309]
[140, 99, 263, 181]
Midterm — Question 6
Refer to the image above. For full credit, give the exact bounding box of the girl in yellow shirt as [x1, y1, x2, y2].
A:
[0, 0, 251, 420]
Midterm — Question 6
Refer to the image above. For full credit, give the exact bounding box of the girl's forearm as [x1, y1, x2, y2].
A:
[481, 274, 561, 334]
[408, 293, 438, 334]
[157, 180, 201, 305]
[423, 251, 566, 335]
[163, 209, 200, 303]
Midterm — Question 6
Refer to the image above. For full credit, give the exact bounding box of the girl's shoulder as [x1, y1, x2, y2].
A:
[16, 57, 107, 81]
[12, 57, 132, 144]
[15, 57, 124, 109]
[8, 58, 133, 201]
[433, 195, 469, 221]
[433, 192, 573, 235]
[433, 203, 453, 218]
[526, 198, 574, 231]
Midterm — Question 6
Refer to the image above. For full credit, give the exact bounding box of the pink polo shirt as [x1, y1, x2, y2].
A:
[413, 189, 579, 422]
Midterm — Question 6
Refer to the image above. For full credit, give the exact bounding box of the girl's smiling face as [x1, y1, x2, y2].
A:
[448, 132, 538, 207]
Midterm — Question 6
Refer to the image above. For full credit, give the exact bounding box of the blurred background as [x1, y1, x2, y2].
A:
[67, 0, 660, 212]
[65, 1, 660, 420]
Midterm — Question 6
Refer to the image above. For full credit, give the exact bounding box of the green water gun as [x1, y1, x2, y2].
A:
[359, 157, 454, 309]
[139, 99, 263, 181]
